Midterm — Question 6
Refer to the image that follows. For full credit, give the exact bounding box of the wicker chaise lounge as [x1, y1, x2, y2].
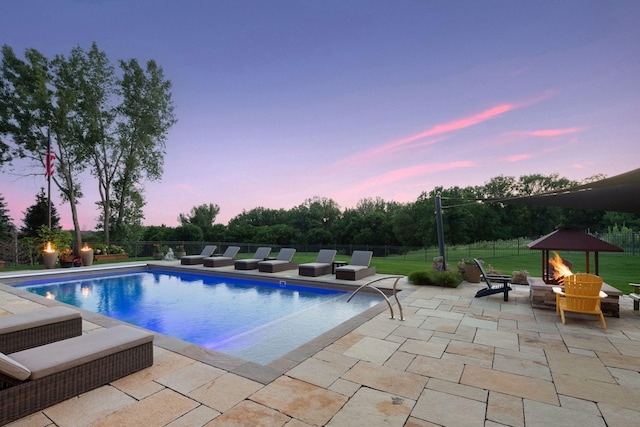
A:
[0, 324, 154, 426]
[298, 249, 337, 277]
[0, 306, 82, 354]
[335, 250, 375, 281]
[180, 245, 217, 265]
[258, 248, 297, 273]
[203, 246, 241, 268]
[234, 247, 272, 270]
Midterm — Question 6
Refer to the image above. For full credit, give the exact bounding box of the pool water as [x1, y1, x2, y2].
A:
[17, 270, 381, 365]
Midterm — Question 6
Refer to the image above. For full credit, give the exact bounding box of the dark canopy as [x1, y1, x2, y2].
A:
[495, 168, 640, 213]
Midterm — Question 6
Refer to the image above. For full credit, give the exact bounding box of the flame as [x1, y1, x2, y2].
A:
[549, 251, 573, 279]
[43, 242, 55, 253]
[81, 243, 91, 252]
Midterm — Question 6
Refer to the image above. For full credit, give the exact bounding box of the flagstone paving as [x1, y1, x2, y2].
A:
[2, 263, 640, 426]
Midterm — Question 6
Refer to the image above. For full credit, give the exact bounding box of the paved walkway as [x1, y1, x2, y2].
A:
[2, 264, 640, 426]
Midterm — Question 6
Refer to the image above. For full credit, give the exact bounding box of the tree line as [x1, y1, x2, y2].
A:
[142, 173, 640, 247]
[2, 173, 639, 253]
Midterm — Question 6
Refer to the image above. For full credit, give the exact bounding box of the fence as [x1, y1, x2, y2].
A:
[1, 232, 638, 268]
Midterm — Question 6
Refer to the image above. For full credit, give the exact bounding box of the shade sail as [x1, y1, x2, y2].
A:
[494, 168, 640, 213]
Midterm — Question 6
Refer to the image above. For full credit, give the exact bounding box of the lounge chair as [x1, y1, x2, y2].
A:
[203, 246, 241, 268]
[234, 247, 272, 270]
[298, 249, 337, 277]
[0, 306, 82, 354]
[553, 273, 607, 329]
[473, 258, 512, 301]
[258, 248, 297, 273]
[335, 250, 375, 281]
[0, 325, 154, 425]
[180, 245, 217, 265]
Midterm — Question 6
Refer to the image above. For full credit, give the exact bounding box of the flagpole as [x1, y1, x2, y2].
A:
[47, 121, 52, 229]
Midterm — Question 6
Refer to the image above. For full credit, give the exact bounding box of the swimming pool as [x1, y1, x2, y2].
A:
[17, 269, 382, 365]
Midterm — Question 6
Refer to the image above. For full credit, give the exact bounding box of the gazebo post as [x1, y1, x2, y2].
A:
[585, 251, 590, 273]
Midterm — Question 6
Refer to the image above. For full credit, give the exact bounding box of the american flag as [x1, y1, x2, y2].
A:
[45, 132, 55, 178]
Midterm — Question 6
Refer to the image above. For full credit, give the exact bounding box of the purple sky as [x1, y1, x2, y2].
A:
[1, 0, 639, 230]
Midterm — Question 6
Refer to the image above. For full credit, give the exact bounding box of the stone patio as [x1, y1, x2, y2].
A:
[2, 262, 640, 426]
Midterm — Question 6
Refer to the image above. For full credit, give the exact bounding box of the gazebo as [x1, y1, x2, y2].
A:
[527, 228, 623, 284]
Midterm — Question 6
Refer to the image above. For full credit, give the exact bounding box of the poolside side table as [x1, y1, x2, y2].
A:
[332, 261, 348, 274]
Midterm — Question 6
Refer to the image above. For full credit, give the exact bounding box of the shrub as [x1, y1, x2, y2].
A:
[408, 271, 434, 286]
[512, 269, 529, 284]
[94, 244, 125, 255]
[408, 270, 462, 288]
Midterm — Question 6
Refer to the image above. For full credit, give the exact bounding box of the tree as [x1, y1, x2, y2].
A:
[20, 188, 61, 237]
[105, 58, 176, 243]
[0, 193, 15, 241]
[1, 44, 101, 250]
[178, 203, 220, 230]
[173, 224, 203, 242]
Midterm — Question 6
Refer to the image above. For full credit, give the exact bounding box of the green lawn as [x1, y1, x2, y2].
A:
[3, 250, 638, 294]
[365, 251, 638, 294]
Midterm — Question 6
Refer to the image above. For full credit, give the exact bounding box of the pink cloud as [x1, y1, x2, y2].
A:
[336, 90, 557, 170]
[506, 154, 532, 162]
[530, 127, 586, 137]
[372, 104, 516, 157]
[346, 161, 476, 194]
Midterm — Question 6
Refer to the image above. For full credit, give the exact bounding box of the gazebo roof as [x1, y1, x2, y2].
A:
[527, 228, 623, 252]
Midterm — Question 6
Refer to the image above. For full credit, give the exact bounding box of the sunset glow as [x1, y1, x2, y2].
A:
[0, 1, 638, 227]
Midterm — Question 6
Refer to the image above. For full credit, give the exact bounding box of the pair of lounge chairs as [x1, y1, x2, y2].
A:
[203, 246, 241, 267]
[180, 245, 217, 265]
[0, 307, 154, 425]
[232, 247, 298, 273]
[297, 250, 376, 280]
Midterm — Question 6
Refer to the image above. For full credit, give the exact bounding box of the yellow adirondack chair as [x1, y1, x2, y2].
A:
[553, 273, 607, 329]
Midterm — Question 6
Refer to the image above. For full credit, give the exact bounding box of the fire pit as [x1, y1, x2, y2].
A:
[526, 228, 624, 317]
[528, 228, 623, 284]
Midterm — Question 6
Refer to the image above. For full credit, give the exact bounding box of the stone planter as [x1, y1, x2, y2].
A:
[95, 253, 129, 262]
[175, 251, 186, 259]
[80, 249, 94, 266]
[42, 251, 58, 269]
[464, 263, 481, 283]
[152, 253, 164, 260]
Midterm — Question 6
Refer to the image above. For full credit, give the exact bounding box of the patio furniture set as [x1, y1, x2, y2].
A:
[180, 246, 376, 280]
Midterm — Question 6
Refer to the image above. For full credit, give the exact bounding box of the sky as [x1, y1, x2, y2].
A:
[1, 0, 639, 230]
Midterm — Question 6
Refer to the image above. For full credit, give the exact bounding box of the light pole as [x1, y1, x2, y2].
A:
[435, 195, 446, 270]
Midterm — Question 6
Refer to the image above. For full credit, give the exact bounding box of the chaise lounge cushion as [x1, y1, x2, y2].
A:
[9, 325, 154, 380]
[0, 306, 83, 354]
[0, 352, 30, 381]
[0, 306, 80, 334]
[335, 250, 375, 281]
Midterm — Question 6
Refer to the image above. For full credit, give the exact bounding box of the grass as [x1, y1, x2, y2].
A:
[2, 251, 638, 294]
